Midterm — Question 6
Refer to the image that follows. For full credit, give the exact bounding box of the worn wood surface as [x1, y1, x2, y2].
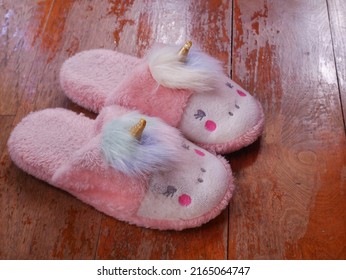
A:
[328, 0, 346, 127]
[0, 0, 345, 259]
[229, 0, 346, 259]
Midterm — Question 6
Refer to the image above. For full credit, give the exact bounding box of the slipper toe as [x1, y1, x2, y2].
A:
[137, 142, 233, 230]
[179, 77, 264, 154]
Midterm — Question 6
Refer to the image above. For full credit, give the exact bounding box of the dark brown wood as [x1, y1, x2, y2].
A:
[0, 116, 14, 155]
[97, 211, 228, 260]
[229, 0, 346, 259]
[0, 0, 345, 260]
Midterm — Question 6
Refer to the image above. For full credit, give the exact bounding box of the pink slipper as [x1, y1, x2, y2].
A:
[7, 105, 234, 230]
[60, 42, 264, 154]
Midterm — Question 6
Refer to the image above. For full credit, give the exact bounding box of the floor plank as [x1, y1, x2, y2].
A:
[327, 0, 346, 127]
[1, 0, 232, 260]
[0, 0, 103, 259]
[0, 151, 102, 259]
[0, 0, 52, 115]
[229, 0, 346, 259]
[97, 212, 228, 259]
[1, 0, 345, 260]
[93, 0, 233, 260]
[0, 116, 14, 155]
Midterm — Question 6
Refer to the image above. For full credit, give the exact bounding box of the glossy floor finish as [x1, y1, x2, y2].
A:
[0, 0, 345, 259]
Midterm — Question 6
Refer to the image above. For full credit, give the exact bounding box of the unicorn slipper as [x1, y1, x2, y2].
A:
[7, 105, 234, 230]
[60, 41, 264, 154]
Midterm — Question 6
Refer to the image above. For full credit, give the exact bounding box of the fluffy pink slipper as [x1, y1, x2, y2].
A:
[7, 105, 234, 230]
[60, 42, 264, 154]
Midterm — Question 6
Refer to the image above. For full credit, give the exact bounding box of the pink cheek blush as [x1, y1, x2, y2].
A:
[205, 120, 217, 131]
[179, 194, 192, 206]
[194, 149, 205, 156]
[237, 89, 246, 97]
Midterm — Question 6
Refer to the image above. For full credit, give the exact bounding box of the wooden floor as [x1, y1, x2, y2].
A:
[0, 0, 345, 260]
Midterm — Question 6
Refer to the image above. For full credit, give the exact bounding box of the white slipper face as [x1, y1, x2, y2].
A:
[137, 141, 230, 220]
[179, 77, 263, 145]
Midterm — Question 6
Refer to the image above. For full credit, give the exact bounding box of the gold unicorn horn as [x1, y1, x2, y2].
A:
[178, 40, 192, 62]
[130, 119, 146, 141]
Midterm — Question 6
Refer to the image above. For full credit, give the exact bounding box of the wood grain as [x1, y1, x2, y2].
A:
[327, 0, 346, 127]
[1, 0, 232, 260]
[0, 0, 345, 260]
[0, 0, 103, 259]
[0, 116, 14, 155]
[0, 0, 51, 115]
[97, 211, 228, 259]
[95, 0, 233, 260]
[229, 0, 346, 259]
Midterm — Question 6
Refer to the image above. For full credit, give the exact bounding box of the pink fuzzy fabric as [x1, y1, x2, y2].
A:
[61, 49, 192, 127]
[60, 49, 142, 113]
[8, 107, 234, 230]
[7, 109, 94, 183]
[106, 64, 192, 127]
[74, 154, 234, 231]
[52, 134, 147, 219]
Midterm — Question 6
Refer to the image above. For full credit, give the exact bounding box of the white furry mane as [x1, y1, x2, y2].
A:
[147, 44, 223, 92]
[101, 112, 184, 176]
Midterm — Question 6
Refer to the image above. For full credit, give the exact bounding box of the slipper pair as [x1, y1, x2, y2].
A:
[8, 42, 264, 230]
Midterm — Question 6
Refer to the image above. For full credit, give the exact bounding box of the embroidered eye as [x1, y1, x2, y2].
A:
[163, 185, 177, 197]
[235, 104, 240, 109]
[226, 82, 233, 88]
[200, 168, 206, 172]
[228, 112, 233, 116]
[182, 143, 190, 150]
[197, 178, 204, 183]
[194, 109, 206, 120]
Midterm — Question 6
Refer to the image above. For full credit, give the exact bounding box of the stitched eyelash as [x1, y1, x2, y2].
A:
[194, 109, 206, 120]
[182, 143, 190, 150]
[163, 185, 177, 197]
[226, 82, 233, 88]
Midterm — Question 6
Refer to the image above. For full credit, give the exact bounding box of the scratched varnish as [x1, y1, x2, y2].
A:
[0, 0, 345, 259]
